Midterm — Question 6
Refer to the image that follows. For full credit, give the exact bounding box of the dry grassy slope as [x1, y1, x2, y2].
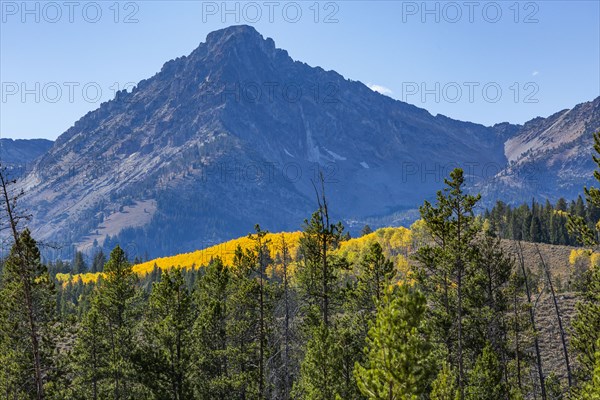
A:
[502, 240, 576, 285]
[501, 240, 581, 390]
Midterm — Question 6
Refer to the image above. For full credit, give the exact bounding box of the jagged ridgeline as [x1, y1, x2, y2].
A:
[56, 227, 412, 285]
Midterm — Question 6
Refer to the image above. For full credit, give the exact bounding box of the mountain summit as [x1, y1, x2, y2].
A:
[15, 25, 599, 258]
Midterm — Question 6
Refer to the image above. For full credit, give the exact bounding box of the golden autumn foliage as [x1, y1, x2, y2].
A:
[56, 231, 303, 285]
[56, 227, 413, 286]
[408, 219, 431, 249]
[56, 272, 105, 285]
[568, 248, 600, 269]
[337, 227, 412, 278]
[592, 252, 600, 268]
[554, 209, 570, 218]
[569, 249, 590, 266]
[338, 227, 411, 260]
[132, 231, 304, 275]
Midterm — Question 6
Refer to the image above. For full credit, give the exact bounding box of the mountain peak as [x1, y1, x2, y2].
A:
[206, 24, 261, 42]
[203, 24, 278, 57]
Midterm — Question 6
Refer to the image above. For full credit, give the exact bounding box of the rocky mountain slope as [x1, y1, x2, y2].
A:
[12, 25, 600, 258]
[480, 97, 600, 204]
[0, 138, 53, 176]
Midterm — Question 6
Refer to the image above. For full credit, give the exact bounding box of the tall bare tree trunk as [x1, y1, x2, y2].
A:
[513, 288, 523, 392]
[517, 241, 546, 400]
[535, 244, 572, 388]
[313, 172, 331, 329]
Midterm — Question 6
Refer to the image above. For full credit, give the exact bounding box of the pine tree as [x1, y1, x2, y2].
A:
[361, 225, 373, 237]
[571, 262, 600, 385]
[91, 249, 106, 273]
[72, 251, 87, 274]
[356, 241, 395, 311]
[335, 316, 366, 400]
[226, 243, 273, 399]
[294, 323, 343, 400]
[576, 338, 600, 399]
[100, 245, 143, 398]
[522, 212, 533, 242]
[0, 229, 57, 399]
[72, 245, 144, 399]
[430, 362, 459, 400]
[530, 215, 542, 243]
[191, 257, 232, 399]
[510, 211, 520, 241]
[71, 305, 110, 400]
[274, 233, 296, 399]
[135, 267, 194, 399]
[545, 373, 564, 400]
[575, 196, 586, 218]
[248, 224, 272, 398]
[568, 132, 600, 246]
[549, 212, 560, 245]
[466, 233, 512, 383]
[557, 198, 568, 212]
[414, 168, 481, 396]
[352, 241, 397, 351]
[0, 169, 59, 400]
[567, 131, 600, 391]
[294, 175, 350, 399]
[295, 206, 346, 329]
[464, 343, 506, 400]
[354, 285, 434, 399]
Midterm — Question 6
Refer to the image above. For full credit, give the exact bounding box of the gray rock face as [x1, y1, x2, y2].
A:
[0, 138, 53, 176]
[13, 25, 600, 258]
[479, 97, 600, 205]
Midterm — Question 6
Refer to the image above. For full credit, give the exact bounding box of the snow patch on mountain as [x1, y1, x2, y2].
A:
[325, 148, 347, 161]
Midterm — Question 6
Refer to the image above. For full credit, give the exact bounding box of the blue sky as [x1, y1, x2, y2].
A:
[1, 0, 599, 140]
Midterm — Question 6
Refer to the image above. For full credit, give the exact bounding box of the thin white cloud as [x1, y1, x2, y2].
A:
[532, 71, 539, 76]
[367, 83, 393, 96]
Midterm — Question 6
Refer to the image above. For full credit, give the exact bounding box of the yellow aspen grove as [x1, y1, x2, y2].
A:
[58, 228, 414, 285]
